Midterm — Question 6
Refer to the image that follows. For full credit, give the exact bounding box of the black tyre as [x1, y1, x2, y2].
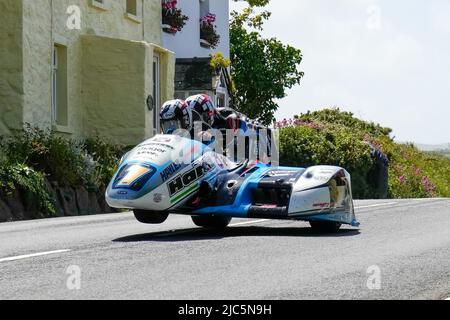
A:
[133, 210, 169, 224]
[191, 215, 232, 228]
[309, 221, 342, 233]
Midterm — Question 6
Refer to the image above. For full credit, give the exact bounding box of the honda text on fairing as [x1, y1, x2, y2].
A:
[106, 97, 359, 233]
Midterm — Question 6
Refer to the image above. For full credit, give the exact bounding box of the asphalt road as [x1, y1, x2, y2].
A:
[0, 199, 449, 300]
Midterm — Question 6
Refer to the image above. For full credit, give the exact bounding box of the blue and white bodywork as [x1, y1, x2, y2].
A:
[106, 134, 359, 232]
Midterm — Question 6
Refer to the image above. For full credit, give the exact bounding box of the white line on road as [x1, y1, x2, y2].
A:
[230, 219, 268, 227]
[0, 249, 71, 263]
[355, 202, 397, 209]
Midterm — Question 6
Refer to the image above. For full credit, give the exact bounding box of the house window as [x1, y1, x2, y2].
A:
[217, 93, 226, 108]
[153, 54, 161, 135]
[90, 0, 108, 11]
[199, 0, 210, 18]
[126, 0, 137, 16]
[52, 44, 68, 126]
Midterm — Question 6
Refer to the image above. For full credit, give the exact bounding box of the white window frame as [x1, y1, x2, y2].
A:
[90, 0, 109, 11]
[124, 0, 141, 23]
[52, 46, 58, 125]
[216, 85, 228, 108]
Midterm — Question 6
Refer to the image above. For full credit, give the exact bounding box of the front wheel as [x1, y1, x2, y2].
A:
[191, 215, 232, 228]
[133, 210, 169, 224]
[309, 221, 342, 233]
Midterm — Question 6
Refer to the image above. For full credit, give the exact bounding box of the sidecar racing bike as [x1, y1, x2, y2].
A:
[106, 133, 360, 233]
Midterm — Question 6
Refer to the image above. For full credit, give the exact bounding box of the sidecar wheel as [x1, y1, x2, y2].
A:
[191, 215, 232, 228]
[133, 210, 169, 224]
[309, 221, 342, 233]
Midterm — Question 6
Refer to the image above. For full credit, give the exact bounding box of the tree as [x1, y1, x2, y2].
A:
[230, 0, 304, 125]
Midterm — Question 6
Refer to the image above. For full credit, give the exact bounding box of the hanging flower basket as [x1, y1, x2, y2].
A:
[161, 0, 188, 35]
[200, 39, 212, 48]
[200, 13, 220, 49]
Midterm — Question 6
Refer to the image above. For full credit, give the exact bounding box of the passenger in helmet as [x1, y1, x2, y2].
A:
[159, 99, 191, 134]
[185, 94, 216, 131]
[185, 94, 217, 143]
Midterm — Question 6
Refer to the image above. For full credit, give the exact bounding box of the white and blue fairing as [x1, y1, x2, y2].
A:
[106, 135, 359, 227]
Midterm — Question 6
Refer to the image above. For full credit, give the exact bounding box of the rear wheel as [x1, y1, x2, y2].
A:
[191, 215, 232, 228]
[133, 210, 169, 224]
[309, 221, 342, 233]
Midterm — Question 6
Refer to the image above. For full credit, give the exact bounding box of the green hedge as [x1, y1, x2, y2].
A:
[279, 121, 377, 199]
[277, 108, 450, 199]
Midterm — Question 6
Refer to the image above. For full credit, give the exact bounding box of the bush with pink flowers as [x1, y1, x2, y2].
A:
[277, 108, 450, 199]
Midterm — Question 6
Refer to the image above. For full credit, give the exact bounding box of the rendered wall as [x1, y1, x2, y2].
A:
[82, 36, 174, 145]
[22, 0, 53, 130]
[1, 0, 172, 144]
[0, 0, 24, 133]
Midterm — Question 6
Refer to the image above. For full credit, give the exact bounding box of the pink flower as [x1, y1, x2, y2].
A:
[399, 175, 407, 184]
[200, 13, 217, 24]
[162, 0, 178, 10]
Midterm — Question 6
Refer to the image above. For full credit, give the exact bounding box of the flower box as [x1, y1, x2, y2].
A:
[199, 13, 220, 49]
[200, 39, 212, 48]
[161, 0, 188, 35]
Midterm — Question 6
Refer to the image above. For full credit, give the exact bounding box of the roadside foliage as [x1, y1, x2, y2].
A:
[277, 108, 450, 199]
[0, 126, 125, 221]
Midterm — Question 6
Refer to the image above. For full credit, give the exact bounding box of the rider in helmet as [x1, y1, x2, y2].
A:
[159, 99, 191, 134]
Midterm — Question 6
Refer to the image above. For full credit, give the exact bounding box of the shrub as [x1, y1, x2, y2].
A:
[277, 108, 450, 199]
[0, 159, 55, 217]
[381, 138, 449, 198]
[0, 125, 126, 190]
[82, 137, 126, 190]
[279, 123, 376, 199]
[0, 126, 128, 219]
[0, 124, 89, 186]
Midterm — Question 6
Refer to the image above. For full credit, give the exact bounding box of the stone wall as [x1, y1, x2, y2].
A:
[0, 178, 114, 223]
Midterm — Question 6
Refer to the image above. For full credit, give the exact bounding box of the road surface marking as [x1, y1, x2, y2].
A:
[230, 219, 268, 227]
[0, 249, 71, 263]
[355, 202, 397, 209]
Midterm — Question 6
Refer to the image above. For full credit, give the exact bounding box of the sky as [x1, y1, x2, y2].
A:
[230, 0, 450, 144]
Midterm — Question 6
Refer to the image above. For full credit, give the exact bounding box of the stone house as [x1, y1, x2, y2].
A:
[0, 0, 175, 145]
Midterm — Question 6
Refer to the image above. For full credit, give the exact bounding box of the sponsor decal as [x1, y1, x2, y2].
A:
[266, 170, 298, 177]
[160, 162, 183, 182]
[153, 193, 163, 203]
[136, 146, 168, 156]
[139, 142, 175, 150]
[167, 164, 211, 197]
[153, 136, 172, 143]
[313, 202, 330, 208]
